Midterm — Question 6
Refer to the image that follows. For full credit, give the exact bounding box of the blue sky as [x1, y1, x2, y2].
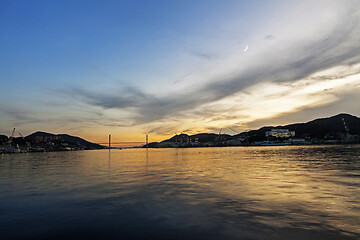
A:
[1, 0, 360, 142]
[1, 0, 269, 89]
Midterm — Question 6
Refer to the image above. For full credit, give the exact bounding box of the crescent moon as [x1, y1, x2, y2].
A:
[244, 45, 248, 52]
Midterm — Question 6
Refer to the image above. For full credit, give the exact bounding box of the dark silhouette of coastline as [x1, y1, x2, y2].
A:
[145, 113, 360, 148]
[0, 131, 105, 153]
[1, 113, 360, 153]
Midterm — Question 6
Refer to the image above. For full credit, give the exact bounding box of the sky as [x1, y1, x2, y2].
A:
[1, 0, 360, 144]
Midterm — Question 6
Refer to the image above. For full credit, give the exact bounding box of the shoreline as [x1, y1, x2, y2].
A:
[2, 142, 359, 154]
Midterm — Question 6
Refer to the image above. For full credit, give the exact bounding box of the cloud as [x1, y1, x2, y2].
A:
[188, 50, 213, 60]
[246, 90, 360, 129]
[65, 1, 360, 131]
[68, 86, 152, 109]
[264, 34, 274, 40]
[0, 104, 34, 122]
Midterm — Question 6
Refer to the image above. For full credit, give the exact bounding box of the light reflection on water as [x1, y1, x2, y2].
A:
[0, 145, 359, 239]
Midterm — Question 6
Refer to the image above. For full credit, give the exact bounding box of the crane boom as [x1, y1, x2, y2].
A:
[19, 132, 31, 151]
[7, 128, 16, 146]
[10, 128, 15, 138]
[342, 118, 349, 134]
[229, 128, 239, 134]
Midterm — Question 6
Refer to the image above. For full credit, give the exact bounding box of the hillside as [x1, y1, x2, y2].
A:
[161, 133, 231, 144]
[25, 131, 105, 150]
[237, 113, 360, 141]
[148, 113, 360, 147]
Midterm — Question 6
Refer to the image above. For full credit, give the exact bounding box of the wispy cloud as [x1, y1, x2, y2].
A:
[58, 1, 360, 137]
[264, 35, 274, 40]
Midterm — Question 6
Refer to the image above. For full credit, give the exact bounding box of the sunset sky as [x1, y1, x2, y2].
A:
[1, 0, 360, 144]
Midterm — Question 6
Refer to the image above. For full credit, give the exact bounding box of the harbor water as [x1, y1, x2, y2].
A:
[0, 145, 359, 239]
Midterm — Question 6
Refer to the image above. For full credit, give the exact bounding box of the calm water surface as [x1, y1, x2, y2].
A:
[0, 145, 359, 239]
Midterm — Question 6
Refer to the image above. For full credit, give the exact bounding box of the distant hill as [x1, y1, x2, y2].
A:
[148, 113, 360, 147]
[236, 113, 360, 141]
[0, 135, 9, 145]
[25, 131, 105, 150]
[161, 133, 231, 144]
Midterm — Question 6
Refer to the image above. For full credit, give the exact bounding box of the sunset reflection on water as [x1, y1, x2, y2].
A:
[0, 145, 359, 239]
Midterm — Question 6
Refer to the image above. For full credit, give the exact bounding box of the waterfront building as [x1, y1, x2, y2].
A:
[266, 129, 295, 138]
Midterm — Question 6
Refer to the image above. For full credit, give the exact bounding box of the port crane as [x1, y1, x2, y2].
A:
[7, 128, 16, 146]
[228, 128, 240, 134]
[19, 132, 31, 150]
[216, 128, 224, 144]
[342, 118, 349, 135]
[342, 117, 351, 143]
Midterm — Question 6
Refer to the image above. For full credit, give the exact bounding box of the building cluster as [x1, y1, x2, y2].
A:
[266, 129, 295, 138]
[157, 134, 201, 147]
[1, 133, 105, 154]
[35, 135, 62, 143]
